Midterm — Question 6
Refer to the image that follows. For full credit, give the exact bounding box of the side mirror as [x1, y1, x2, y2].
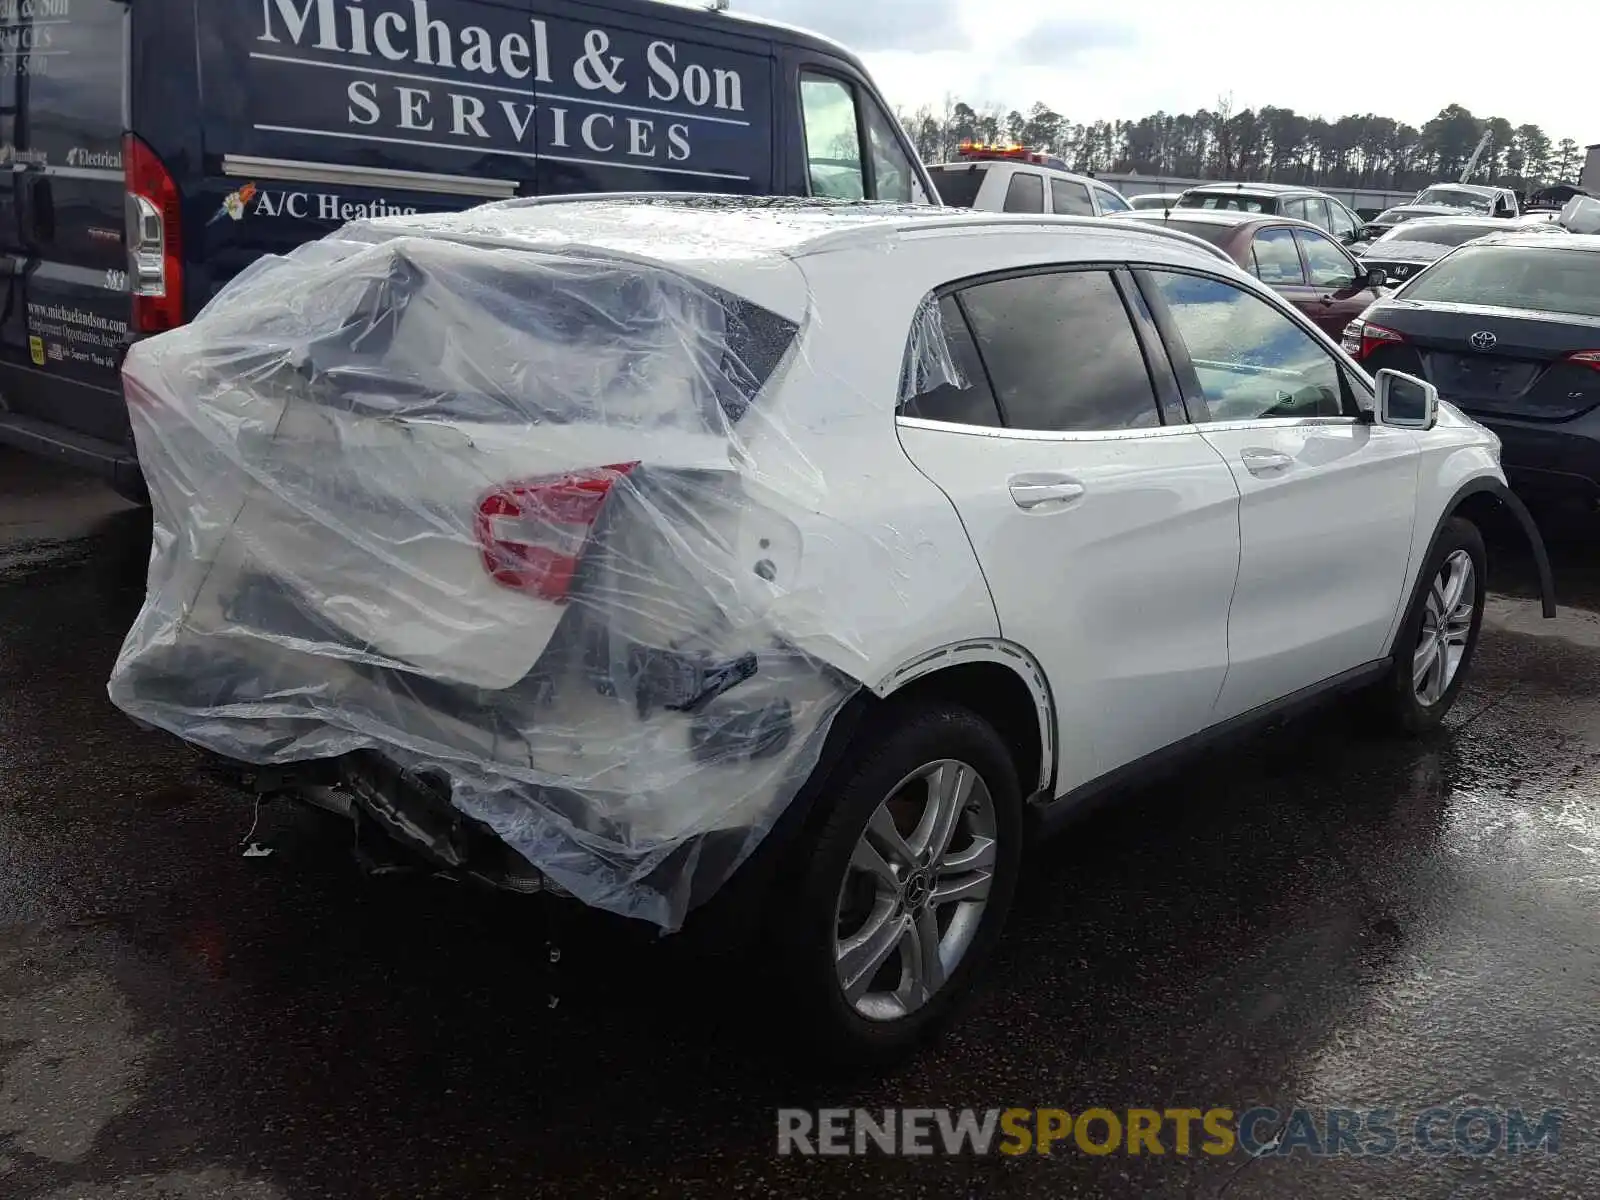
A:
[1364, 266, 1387, 289]
[1375, 368, 1437, 430]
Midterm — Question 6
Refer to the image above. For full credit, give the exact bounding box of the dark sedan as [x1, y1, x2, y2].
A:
[1108, 208, 1386, 338]
[1344, 234, 1600, 508]
[1359, 216, 1567, 286]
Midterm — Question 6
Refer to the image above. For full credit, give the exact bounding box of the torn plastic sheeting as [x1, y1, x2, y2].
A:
[103, 216, 949, 931]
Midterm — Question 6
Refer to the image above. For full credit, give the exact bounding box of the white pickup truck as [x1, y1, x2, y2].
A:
[1365, 183, 1521, 238]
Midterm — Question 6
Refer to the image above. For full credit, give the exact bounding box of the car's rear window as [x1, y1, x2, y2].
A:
[928, 165, 988, 208]
[1397, 245, 1600, 318]
[1177, 193, 1274, 213]
[274, 241, 799, 427]
[1414, 187, 1494, 213]
[1150, 220, 1234, 249]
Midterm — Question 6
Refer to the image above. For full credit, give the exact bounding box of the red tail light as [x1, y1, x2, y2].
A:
[124, 133, 184, 334]
[1564, 350, 1600, 371]
[1352, 320, 1405, 361]
[474, 464, 638, 602]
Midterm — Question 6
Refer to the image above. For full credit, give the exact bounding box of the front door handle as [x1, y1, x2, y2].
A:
[1240, 448, 1293, 475]
[1008, 475, 1085, 510]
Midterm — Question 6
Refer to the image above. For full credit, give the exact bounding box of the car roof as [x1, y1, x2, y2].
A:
[1182, 181, 1321, 196]
[1383, 214, 1502, 229]
[1117, 208, 1315, 227]
[365, 194, 1236, 314]
[1469, 232, 1600, 253]
[928, 159, 1101, 186]
[1419, 183, 1498, 195]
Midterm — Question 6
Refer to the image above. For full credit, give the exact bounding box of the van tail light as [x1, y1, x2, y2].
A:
[124, 132, 184, 334]
[1344, 318, 1405, 361]
[1563, 350, 1600, 371]
[475, 463, 638, 602]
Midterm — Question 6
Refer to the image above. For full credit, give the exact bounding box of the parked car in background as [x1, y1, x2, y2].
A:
[1358, 216, 1564, 285]
[1346, 234, 1600, 511]
[0, 0, 936, 498]
[1363, 184, 1519, 241]
[111, 198, 1551, 1065]
[1110, 209, 1386, 337]
[1527, 184, 1594, 212]
[1174, 182, 1367, 246]
[927, 143, 1132, 215]
[1128, 192, 1184, 210]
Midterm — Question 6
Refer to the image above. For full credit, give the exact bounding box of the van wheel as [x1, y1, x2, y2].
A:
[778, 704, 1022, 1066]
[1371, 517, 1487, 734]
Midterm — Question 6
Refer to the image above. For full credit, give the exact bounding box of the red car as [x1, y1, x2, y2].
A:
[1109, 209, 1388, 339]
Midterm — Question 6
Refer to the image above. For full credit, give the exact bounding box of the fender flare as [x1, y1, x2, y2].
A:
[1391, 477, 1556, 658]
[872, 639, 1057, 796]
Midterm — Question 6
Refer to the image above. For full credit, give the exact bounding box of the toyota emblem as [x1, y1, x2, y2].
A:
[1469, 330, 1497, 351]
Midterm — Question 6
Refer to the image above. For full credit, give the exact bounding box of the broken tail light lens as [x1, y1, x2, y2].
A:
[475, 463, 639, 602]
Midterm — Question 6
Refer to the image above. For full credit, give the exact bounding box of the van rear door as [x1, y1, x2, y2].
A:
[0, 0, 130, 445]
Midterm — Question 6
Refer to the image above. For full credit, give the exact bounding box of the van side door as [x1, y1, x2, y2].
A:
[780, 52, 932, 203]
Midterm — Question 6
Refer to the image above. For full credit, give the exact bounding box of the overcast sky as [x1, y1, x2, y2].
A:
[730, 0, 1593, 143]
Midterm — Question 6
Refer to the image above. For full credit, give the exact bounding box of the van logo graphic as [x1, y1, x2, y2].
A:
[210, 183, 259, 225]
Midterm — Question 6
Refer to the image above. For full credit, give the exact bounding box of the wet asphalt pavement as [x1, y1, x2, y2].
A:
[3, 447, 1599, 1199]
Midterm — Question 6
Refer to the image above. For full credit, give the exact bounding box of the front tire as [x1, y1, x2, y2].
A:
[778, 703, 1023, 1066]
[1373, 517, 1487, 734]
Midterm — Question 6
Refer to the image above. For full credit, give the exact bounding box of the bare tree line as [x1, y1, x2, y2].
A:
[897, 96, 1585, 190]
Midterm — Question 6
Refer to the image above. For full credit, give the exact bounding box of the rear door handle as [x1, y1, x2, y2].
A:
[1008, 475, 1085, 510]
[1240, 448, 1293, 475]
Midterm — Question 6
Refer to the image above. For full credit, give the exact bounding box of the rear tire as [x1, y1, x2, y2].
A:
[777, 703, 1023, 1067]
[1370, 517, 1486, 734]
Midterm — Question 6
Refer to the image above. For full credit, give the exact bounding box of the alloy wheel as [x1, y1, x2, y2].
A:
[833, 759, 998, 1021]
[1413, 549, 1476, 706]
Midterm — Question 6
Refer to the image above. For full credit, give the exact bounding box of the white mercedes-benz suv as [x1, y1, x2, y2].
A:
[112, 196, 1555, 1063]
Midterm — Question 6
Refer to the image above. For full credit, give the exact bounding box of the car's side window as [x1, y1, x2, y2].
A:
[1250, 227, 1306, 285]
[1303, 197, 1331, 231]
[1049, 178, 1100, 216]
[1050, 178, 1094, 215]
[899, 295, 1003, 427]
[1328, 203, 1359, 242]
[1004, 172, 1045, 213]
[1295, 229, 1358, 289]
[1281, 198, 1307, 221]
[1093, 185, 1131, 213]
[956, 270, 1164, 432]
[1146, 271, 1347, 423]
[799, 73, 865, 200]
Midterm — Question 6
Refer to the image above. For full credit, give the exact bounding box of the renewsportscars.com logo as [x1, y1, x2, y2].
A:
[777, 1106, 1563, 1158]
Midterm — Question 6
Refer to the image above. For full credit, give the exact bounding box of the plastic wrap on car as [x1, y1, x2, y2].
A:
[106, 214, 893, 931]
[899, 291, 966, 401]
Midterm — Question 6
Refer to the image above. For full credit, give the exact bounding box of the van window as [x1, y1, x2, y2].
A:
[863, 101, 920, 203]
[800, 74, 865, 200]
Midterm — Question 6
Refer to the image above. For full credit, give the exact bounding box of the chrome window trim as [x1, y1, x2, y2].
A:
[896, 414, 1359, 442]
